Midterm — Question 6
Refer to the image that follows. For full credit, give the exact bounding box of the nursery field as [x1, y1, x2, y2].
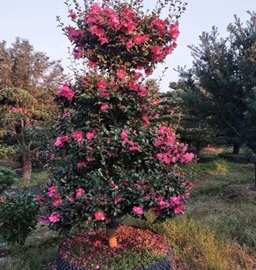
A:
[1, 150, 256, 270]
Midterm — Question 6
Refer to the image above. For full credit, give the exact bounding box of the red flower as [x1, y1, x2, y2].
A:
[95, 211, 106, 221]
[97, 79, 107, 90]
[151, 17, 166, 33]
[126, 40, 134, 49]
[133, 35, 149, 45]
[120, 129, 129, 141]
[75, 187, 86, 199]
[52, 196, 62, 207]
[54, 135, 70, 148]
[100, 103, 110, 112]
[169, 23, 180, 40]
[86, 130, 95, 140]
[48, 212, 61, 223]
[72, 131, 84, 143]
[57, 84, 75, 101]
[116, 68, 126, 79]
[89, 26, 105, 38]
[132, 206, 144, 216]
[65, 27, 83, 41]
[47, 186, 57, 198]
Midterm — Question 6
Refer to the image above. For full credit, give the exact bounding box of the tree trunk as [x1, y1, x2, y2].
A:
[22, 152, 32, 184]
[232, 144, 241, 155]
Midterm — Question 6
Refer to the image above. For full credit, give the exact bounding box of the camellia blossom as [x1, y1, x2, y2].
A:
[181, 152, 195, 164]
[75, 187, 86, 199]
[86, 130, 95, 140]
[97, 79, 107, 90]
[52, 196, 62, 207]
[100, 103, 110, 112]
[48, 212, 61, 223]
[47, 186, 57, 198]
[120, 129, 129, 142]
[54, 135, 69, 148]
[133, 34, 149, 45]
[95, 211, 106, 221]
[169, 24, 180, 40]
[72, 130, 84, 143]
[132, 206, 144, 216]
[57, 84, 75, 101]
[116, 68, 126, 79]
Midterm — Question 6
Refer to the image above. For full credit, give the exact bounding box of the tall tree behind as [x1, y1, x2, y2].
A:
[0, 38, 64, 183]
[184, 12, 256, 154]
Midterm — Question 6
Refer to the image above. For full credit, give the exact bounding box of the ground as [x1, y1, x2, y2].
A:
[1, 148, 256, 269]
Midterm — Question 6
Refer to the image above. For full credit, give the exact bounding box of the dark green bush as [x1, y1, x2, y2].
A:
[0, 193, 38, 245]
[0, 166, 18, 193]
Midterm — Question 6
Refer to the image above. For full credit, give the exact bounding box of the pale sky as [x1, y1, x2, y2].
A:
[0, 0, 255, 90]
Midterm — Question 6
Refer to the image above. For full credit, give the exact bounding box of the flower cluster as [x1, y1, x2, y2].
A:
[65, 3, 180, 71]
[154, 126, 194, 165]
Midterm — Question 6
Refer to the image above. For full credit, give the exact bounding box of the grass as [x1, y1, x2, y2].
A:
[153, 217, 255, 270]
[185, 152, 256, 250]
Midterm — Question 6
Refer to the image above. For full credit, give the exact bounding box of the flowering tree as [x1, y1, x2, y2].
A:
[40, 0, 193, 238]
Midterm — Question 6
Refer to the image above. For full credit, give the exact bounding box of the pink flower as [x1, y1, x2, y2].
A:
[97, 79, 107, 90]
[89, 3, 101, 15]
[48, 212, 61, 223]
[151, 45, 164, 62]
[169, 23, 180, 40]
[151, 17, 166, 32]
[47, 186, 57, 198]
[54, 135, 69, 148]
[52, 196, 62, 207]
[127, 141, 141, 152]
[68, 9, 77, 20]
[95, 211, 106, 221]
[57, 84, 75, 101]
[99, 36, 109, 45]
[170, 195, 182, 206]
[72, 131, 84, 143]
[38, 216, 50, 225]
[138, 86, 148, 97]
[65, 27, 83, 41]
[174, 204, 186, 215]
[100, 103, 110, 112]
[181, 152, 194, 164]
[75, 187, 86, 199]
[116, 68, 126, 79]
[120, 129, 129, 141]
[86, 130, 95, 140]
[132, 206, 144, 216]
[89, 26, 105, 38]
[126, 40, 134, 49]
[133, 35, 149, 45]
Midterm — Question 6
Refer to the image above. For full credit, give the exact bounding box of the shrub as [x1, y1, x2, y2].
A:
[0, 166, 18, 193]
[39, 0, 193, 233]
[0, 193, 38, 245]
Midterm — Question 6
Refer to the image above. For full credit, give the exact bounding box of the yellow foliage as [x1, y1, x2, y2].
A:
[152, 217, 255, 270]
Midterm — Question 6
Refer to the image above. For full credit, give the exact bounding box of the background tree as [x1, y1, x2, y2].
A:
[0, 38, 64, 183]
